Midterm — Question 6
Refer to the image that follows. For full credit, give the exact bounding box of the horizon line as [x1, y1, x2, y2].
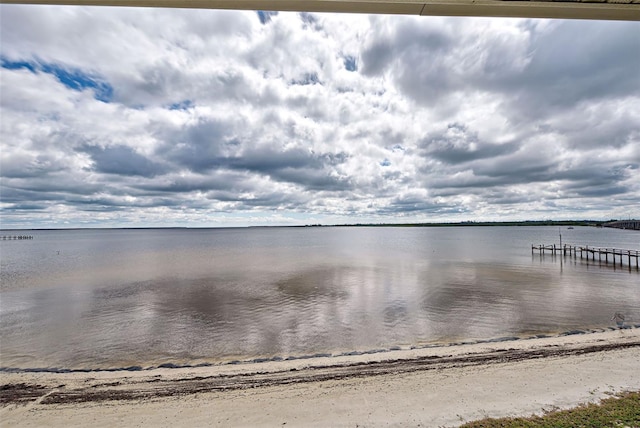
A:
[2, 219, 638, 231]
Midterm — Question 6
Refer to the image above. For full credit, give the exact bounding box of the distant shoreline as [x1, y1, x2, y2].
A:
[2, 219, 638, 232]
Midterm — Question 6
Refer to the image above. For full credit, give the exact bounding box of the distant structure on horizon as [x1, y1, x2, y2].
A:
[603, 220, 640, 231]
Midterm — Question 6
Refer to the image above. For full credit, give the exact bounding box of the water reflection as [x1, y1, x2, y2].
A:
[1, 227, 638, 369]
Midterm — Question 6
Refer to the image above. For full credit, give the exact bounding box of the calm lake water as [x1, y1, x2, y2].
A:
[1, 226, 638, 370]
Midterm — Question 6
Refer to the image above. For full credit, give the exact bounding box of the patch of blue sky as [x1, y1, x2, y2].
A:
[168, 100, 194, 111]
[257, 10, 278, 24]
[380, 158, 391, 167]
[1, 56, 113, 103]
[290, 72, 321, 86]
[1, 57, 37, 73]
[343, 56, 357, 72]
[40, 63, 113, 102]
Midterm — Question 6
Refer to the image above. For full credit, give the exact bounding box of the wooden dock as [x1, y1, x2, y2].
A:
[532, 244, 639, 269]
[1, 235, 34, 240]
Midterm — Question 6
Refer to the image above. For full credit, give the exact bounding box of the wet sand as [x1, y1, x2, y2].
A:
[1, 328, 639, 427]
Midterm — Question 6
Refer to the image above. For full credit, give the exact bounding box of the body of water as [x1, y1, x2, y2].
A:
[1, 226, 638, 370]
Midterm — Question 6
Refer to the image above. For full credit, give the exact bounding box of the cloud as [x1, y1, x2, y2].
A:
[506, 21, 640, 116]
[78, 144, 167, 177]
[420, 123, 518, 165]
[1, 5, 638, 227]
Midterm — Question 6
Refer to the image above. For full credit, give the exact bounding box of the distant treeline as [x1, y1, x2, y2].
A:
[304, 220, 618, 228]
[3, 220, 635, 232]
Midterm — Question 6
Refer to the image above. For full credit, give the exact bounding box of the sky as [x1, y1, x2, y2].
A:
[1, 5, 639, 228]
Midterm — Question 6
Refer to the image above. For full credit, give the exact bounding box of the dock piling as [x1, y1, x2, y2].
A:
[1, 235, 34, 240]
[531, 243, 639, 270]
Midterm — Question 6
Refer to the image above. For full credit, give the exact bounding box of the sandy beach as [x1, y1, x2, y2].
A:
[1, 328, 639, 427]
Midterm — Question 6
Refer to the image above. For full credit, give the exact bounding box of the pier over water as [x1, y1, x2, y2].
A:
[604, 220, 640, 231]
[532, 243, 639, 270]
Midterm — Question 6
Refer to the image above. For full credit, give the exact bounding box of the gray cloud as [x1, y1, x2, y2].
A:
[79, 144, 167, 177]
[159, 118, 239, 173]
[506, 21, 640, 115]
[383, 195, 465, 215]
[421, 123, 518, 165]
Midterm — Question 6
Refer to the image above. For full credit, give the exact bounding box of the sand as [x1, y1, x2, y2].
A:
[1, 328, 639, 427]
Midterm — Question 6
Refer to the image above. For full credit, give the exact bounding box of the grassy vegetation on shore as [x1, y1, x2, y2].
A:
[461, 391, 640, 427]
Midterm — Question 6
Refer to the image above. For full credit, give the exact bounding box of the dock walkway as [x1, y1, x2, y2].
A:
[532, 244, 639, 269]
[603, 220, 640, 231]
